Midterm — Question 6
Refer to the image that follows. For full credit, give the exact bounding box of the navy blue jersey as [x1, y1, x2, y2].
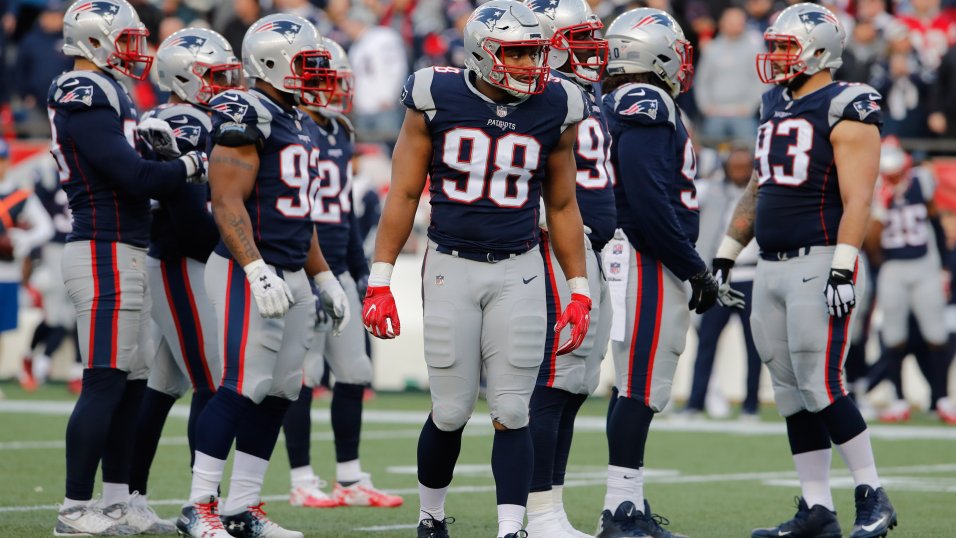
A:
[47, 70, 190, 247]
[33, 176, 71, 244]
[551, 71, 616, 252]
[304, 113, 358, 275]
[754, 82, 883, 252]
[877, 170, 935, 261]
[143, 103, 219, 263]
[604, 83, 704, 280]
[401, 67, 588, 253]
[209, 88, 318, 271]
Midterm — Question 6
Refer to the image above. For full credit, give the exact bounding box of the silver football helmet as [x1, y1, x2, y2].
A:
[320, 37, 354, 114]
[463, 0, 551, 97]
[156, 28, 242, 105]
[605, 8, 693, 96]
[242, 14, 333, 106]
[757, 3, 846, 84]
[525, 0, 608, 83]
[62, 0, 152, 80]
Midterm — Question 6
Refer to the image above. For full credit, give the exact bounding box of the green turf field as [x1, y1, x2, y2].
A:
[0, 383, 953, 537]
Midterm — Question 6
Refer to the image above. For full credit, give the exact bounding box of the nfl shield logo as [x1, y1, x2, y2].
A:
[610, 262, 621, 275]
[612, 243, 623, 255]
[496, 106, 508, 118]
[436, 275, 445, 286]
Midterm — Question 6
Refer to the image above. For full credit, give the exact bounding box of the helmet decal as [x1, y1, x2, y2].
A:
[631, 13, 675, 30]
[72, 2, 120, 25]
[798, 10, 840, 32]
[254, 19, 303, 45]
[166, 34, 208, 56]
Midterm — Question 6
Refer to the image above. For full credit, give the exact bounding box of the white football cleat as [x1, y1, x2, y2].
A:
[126, 492, 177, 534]
[554, 508, 594, 538]
[525, 510, 579, 537]
[54, 504, 138, 536]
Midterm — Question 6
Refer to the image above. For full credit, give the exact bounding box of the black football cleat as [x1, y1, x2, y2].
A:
[751, 497, 842, 538]
[849, 486, 897, 538]
[417, 514, 454, 538]
[596, 501, 650, 538]
[503, 532, 528, 538]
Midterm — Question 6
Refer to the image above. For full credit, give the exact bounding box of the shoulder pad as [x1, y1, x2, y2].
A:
[400, 67, 442, 117]
[758, 86, 785, 123]
[153, 104, 212, 153]
[210, 90, 272, 142]
[828, 83, 883, 128]
[605, 83, 675, 128]
[549, 77, 589, 131]
[48, 71, 126, 116]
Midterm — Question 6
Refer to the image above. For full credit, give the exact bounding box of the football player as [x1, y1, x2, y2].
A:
[523, 0, 615, 536]
[49, 0, 207, 534]
[176, 14, 348, 538]
[598, 8, 717, 538]
[124, 27, 241, 533]
[361, 2, 592, 537]
[711, 4, 897, 537]
[282, 36, 401, 510]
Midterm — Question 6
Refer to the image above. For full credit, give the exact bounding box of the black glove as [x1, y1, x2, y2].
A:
[688, 268, 719, 314]
[824, 268, 856, 318]
[711, 257, 745, 309]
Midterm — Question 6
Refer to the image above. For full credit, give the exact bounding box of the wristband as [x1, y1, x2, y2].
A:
[313, 270, 335, 286]
[243, 259, 266, 282]
[831, 244, 859, 272]
[715, 236, 745, 261]
[368, 262, 394, 287]
[567, 276, 590, 298]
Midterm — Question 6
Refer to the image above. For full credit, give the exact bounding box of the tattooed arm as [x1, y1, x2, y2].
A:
[209, 144, 262, 267]
[725, 171, 759, 246]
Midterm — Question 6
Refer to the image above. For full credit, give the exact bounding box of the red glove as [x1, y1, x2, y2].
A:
[555, 293, 592, 356]
[363, 286, 400, 339]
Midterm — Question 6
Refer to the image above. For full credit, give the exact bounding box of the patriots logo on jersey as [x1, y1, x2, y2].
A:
[471, 7, 508, 32]
[165, 34, 207, 56]
[58, 85, 94, 106]
[853, 99, 881, 120]
[173, 125, 202, 146]
[71, 1, 120, 24]
[620, 98, 658, 120]
[630, 13, 675, 29]
[254, 20, 302, 45]
[798, 10, 840, 32]
[212, 101, 249, 122]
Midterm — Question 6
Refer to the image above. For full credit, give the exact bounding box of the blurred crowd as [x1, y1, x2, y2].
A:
[1, 0, 956, 148]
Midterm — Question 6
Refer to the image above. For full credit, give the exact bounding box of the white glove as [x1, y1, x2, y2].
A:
[137, 117, 181, 159]
[244, 260, 294, 319]
[315, 271, 350, 336]
[178, 151, 208, 184]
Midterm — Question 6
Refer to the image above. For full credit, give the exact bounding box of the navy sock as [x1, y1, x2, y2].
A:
[194, 387, 255, 460]
[235, 396, 292, 461]
[417, 414, 463, 489]
[129, 387, 177, 495]
[866, 346, 906, 393]
[606, 386, 619, 431]
[30, 321, 49, 351]
[553, 393, 587, 486]
[529, 385, 569, 492]
[785, 410, 831, 454]
[817, 396, 867, 445]
[492, 427, 533, 506]
[331, 382, 364, 462]
[65, 368, 127, 500]
[606, 396, 654, 469]
[188, 389, 215, 467]
[283, 386, 313, 469]
[44, 325, 68, 357]
[101, 379, 146, 487]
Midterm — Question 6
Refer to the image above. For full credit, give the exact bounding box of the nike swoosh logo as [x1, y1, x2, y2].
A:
[623, 475, 637, 479]
[222, 93, 239, 101]
[631, 89, 646, 96]
[777, 531, 791, 536]
[61, 79, 80, 87]
[522, 276, 538, 284]
[170, 117, 190, 124]
[802, 277, 818, 283]
[862, 516, 887, 532]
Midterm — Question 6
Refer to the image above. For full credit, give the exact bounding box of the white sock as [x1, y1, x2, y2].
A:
[526, 490, 553, 522]
[222, 451, 270, 516]
[497, 503, 525, 537]
[290, 465, 316, 489]
[129, 493, 147, 509]
[190, 451, 227, 503]
[835, 430, 881, 488]
[61, 498, 89, 510]
[793, 449, 834, 511]
[102, 482, 129, 507]
[552, 484, 565, 512]
[337, 459, 362, 484]
[418, 483, 448, 523]
[603, 465, 643, 512]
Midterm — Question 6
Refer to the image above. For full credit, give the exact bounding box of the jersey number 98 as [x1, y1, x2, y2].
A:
[441, 128, 541, 208]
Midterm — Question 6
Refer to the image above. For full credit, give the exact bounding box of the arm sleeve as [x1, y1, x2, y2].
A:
[65, 108, 187, 198]
[617, 125, 706, 280]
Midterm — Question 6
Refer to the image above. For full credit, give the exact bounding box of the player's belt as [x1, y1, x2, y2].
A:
[758, 246, 816, 261]
[434, 243, 532, 263]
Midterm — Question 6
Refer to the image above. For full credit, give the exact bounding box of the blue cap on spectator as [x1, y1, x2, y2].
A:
[0, 139, 9, 160]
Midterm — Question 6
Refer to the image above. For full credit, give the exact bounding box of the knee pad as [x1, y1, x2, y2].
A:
[489, 393, 530, 430]
[431, 402, 472, 432]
